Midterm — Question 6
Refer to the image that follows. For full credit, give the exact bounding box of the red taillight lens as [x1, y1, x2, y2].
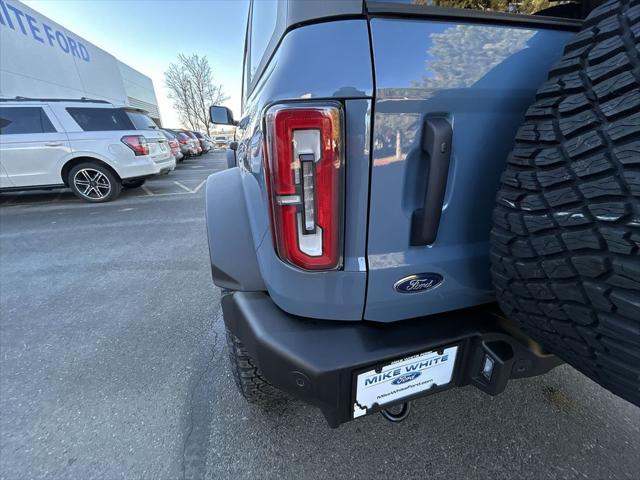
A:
[121, 135, 149, 156]
[265, 104, 344, 270]
[178, 138, 188, 145]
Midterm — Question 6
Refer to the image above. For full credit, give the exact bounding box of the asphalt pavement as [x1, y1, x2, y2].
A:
[1, 151, 639, 480]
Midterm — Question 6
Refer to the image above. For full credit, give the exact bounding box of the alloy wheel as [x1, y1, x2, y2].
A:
[73, 168, 112, 200]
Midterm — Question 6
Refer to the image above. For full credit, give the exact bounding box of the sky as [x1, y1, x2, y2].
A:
[22, 0, 249, 127]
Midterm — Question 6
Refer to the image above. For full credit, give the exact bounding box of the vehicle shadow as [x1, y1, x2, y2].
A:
[205, 361, 640, 479]
[0, 189, 76, 206]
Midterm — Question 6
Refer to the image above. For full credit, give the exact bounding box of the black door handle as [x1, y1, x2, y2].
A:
[410, 116, 453, 246]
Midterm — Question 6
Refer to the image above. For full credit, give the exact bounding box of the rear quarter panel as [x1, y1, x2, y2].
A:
[235, 19, 373, 320]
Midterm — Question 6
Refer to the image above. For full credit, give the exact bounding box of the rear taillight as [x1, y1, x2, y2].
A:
[178, 138, 188, 145]
[121, 135, 149, 156]
[265, 103, 344, 270]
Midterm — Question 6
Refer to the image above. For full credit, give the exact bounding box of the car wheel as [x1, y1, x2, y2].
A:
[491, 0, 640, 407]
[68, 163, 121, 203]
[122, 179, 145, 189]
[225, 325, 288, 405]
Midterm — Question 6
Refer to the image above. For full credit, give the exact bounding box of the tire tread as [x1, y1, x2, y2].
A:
[491, 0, 640, 406]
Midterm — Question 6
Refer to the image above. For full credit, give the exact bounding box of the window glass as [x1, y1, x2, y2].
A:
[0, 107, 56, 135]
[125, 111, 158, 130]
[249, 0, 279, 83]
[66, 107, 134, 131]
[371, 0, 559, 16]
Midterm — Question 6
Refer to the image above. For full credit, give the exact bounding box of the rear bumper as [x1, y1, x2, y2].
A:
[119, 156, 175, 179]
[222, 292, 561, 428]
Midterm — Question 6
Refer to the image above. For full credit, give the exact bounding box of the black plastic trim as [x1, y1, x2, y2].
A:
[0, 97, 110, 104]
[366, 2, 583, 30]
[411, 116, 453, 246]
[0, 184, 65, 192]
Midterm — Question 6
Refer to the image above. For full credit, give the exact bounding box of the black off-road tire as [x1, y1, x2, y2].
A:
[491, 0, 640, 406]
[225, 328, 288, 405]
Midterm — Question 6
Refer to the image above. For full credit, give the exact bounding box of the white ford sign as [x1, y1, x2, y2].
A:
[0, 0, 128, 106]
[0, 0, 90, 61]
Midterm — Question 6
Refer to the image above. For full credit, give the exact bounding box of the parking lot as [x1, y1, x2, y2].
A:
[1, 150, 639, 480]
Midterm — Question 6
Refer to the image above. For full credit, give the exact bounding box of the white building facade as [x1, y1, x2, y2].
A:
[0, 0, 161, 123]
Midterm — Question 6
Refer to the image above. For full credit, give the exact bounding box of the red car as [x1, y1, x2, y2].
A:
[181, 130, 202, 155]
[160, 129, 183, 162]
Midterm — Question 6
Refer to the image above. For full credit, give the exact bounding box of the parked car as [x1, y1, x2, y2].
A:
[180, 130, 202, 155]
[205, 0, 640, 428]
[160, 129, 184, 162]
[192, 131, 212, 153]
[212, 135, 229, 149]
[165, 129, 197, 157]
[0, 98, 175, 202]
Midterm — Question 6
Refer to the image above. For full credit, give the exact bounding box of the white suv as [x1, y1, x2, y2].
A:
[0, 98, 175, 202]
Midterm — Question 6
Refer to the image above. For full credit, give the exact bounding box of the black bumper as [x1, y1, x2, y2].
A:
[222, 292, 561, 428]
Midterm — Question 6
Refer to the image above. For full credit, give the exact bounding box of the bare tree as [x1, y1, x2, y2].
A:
[164, 54, 229, 135]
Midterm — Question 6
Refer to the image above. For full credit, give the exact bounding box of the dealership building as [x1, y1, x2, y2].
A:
[0, 0, 162, 124]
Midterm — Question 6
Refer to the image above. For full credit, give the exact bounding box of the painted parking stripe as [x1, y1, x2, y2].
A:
[141, 185, 154, 196]
[174, 181, 192, 193]
[173, 180, 206, 194]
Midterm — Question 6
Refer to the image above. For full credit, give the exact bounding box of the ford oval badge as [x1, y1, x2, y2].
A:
[394, 273, 443, 293]
[391, 371, 421, 385]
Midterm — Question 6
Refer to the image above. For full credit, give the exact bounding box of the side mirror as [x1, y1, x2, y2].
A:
[210, 105, 237, 125]
[229, 141, 238, 151]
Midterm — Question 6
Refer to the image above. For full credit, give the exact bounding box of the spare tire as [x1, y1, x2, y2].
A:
[491, 0, 640, 406]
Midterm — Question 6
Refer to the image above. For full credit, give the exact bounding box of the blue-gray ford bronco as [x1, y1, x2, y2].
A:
[206, 0, 639, 427]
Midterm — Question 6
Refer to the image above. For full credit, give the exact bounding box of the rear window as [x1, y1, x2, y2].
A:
[126, 111, 158, 130]
[248, 0, 279, 85]
[66, 107, 134, 131]
[160, 130, 175, 140]
[368, 0, 566, 16]
[0, 107, 56, 135]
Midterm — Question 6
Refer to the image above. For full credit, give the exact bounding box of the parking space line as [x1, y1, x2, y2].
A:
[192, 180, 206, 193]
[174, 181, 192, 193]
[173, 180, 206, 194]
[141, 185, 154, 196]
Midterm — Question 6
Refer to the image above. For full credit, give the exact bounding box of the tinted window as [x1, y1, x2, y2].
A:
[160, 130, 175, 140]
[126, 111, 158, 130]
[0, 107, 56, 135]
[66, 107, 134, 131]
[249, 0, 279, 83]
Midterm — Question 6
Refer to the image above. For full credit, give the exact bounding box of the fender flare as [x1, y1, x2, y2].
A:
[205, 167, 265, 291]
[226, 148, 237, 169]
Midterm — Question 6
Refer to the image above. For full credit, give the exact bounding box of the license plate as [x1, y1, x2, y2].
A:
[353, 345, 458, 418]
